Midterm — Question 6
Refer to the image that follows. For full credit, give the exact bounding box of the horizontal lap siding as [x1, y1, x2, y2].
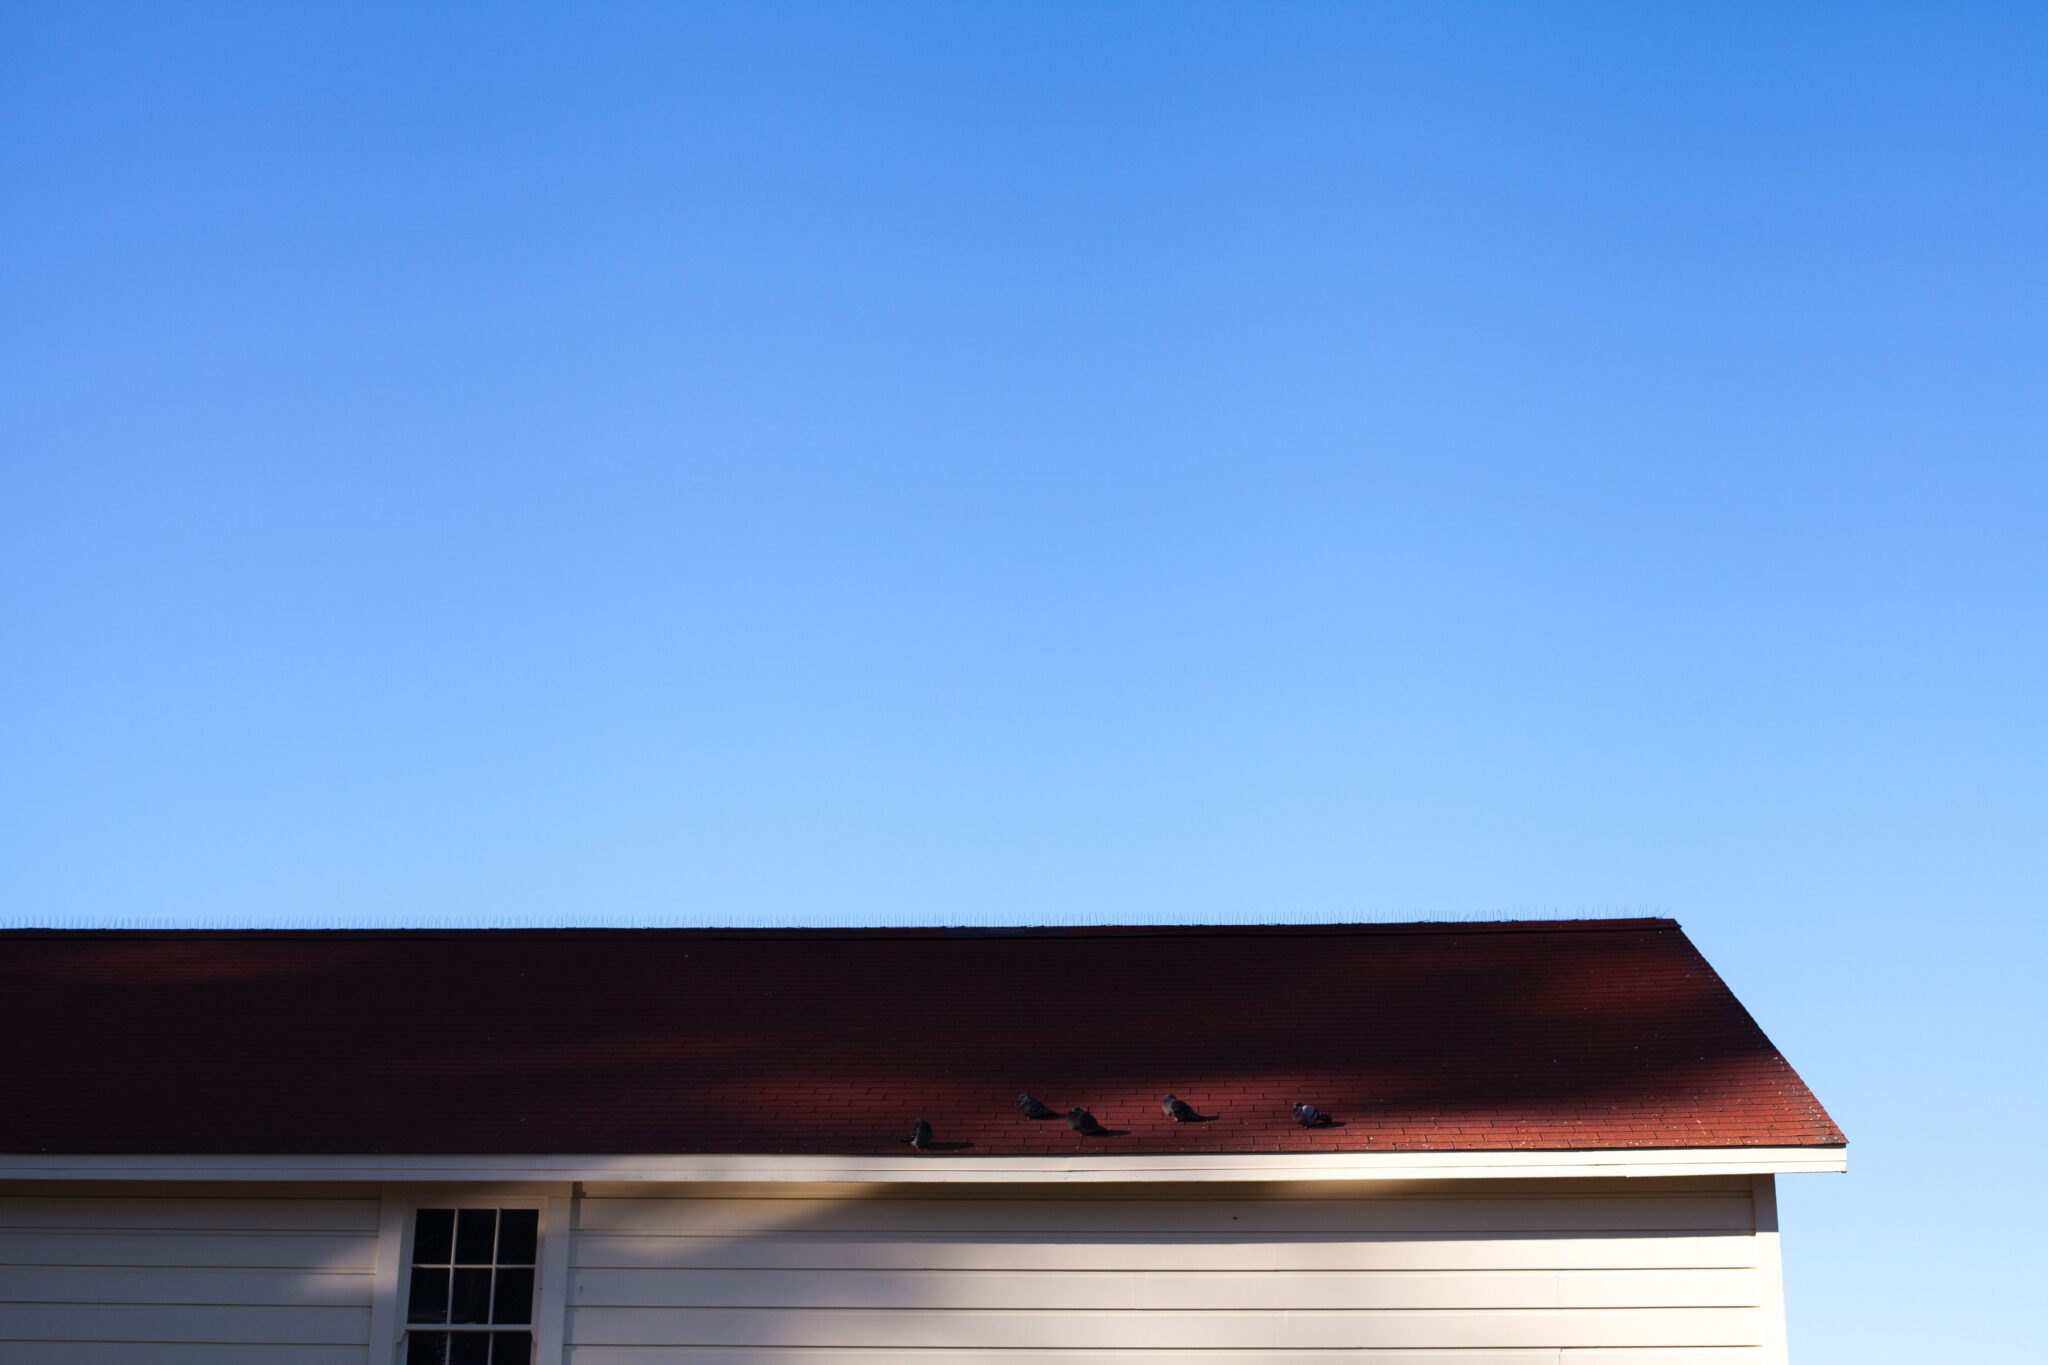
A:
[566, 1306, 1762, 1349]
[573, 1231, 1763, 1272]
[572, 1266, 1762, 1309]
[563, 1354, 1765, 1365]
[0, 1194, 377, 1365]
[576, 1193, 1758, 1235]
[566, 1185, 1766, 1361]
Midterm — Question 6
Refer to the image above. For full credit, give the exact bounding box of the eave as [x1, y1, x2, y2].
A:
[0, 1144, 1848, 1184]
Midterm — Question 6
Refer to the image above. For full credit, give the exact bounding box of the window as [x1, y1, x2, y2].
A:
[402, 1206, 539, 1365]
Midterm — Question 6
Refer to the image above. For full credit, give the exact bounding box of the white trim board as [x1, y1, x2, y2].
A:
[1753, 1173, 1792, 1365]
[0, 1145, 1846, 1184]
[366, 1191, 407, 1365]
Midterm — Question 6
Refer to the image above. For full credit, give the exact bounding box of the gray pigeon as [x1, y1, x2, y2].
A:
[1067, 1106, 1108, 1136]
[906, 1118, 934, 1149]
[1161, 1094, 1202, 1122]
[1015, 1092, 1057, 1120]
[1291, 1102, 1333, 1127]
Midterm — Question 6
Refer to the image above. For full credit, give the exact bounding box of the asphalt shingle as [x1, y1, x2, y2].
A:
[0, 919, 1845, 1155]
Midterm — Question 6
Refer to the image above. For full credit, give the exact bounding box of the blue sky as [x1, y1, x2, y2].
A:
[2, 4, 2042, 1358]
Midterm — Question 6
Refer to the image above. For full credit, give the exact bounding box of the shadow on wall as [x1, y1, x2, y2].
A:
[548, 1177, 1769, 1353]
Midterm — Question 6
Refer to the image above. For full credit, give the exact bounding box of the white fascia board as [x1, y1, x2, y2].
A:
[0, 1145, 1847, 1184]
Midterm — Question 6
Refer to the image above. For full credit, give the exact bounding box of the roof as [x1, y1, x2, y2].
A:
[0, 919, 1843, 1157]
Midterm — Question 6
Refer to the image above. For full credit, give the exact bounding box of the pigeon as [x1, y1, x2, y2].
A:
[1067, 1106, 1109, 1136]
[1015, 1092, 1058, 1120]
[1161, 1094, 1202, 1122]
[1292, 1102, 1333, 1127]
[906, 1118, 934, 1149]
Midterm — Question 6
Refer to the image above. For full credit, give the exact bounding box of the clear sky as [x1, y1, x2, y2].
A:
[2, 4, 2042, 1358]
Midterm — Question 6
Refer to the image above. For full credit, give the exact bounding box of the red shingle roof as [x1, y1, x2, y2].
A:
[0, 919, 1843, 1156]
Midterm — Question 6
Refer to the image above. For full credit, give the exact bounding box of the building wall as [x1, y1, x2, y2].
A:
[0, 1175, 1790, 1364]
[0, 1188, 378, 1364]
[565, 1176, 1783, 1364]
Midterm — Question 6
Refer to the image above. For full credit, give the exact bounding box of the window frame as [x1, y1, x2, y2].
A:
[373, 1188, 569, 1365]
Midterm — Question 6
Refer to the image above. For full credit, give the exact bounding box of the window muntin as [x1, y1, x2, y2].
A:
[403, 1206, 539, 1364]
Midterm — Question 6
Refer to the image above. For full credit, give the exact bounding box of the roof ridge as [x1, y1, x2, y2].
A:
[0, 917, 1679, 941]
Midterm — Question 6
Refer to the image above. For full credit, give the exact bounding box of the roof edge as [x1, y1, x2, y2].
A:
[0, 1144, 1846, 1184]
[0, 917, 1680, 941]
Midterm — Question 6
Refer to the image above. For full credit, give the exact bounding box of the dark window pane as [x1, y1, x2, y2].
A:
[496, 1209, 538, 1265]
[449, 1334, 492, 1365]
[491, 1333, 533, 1365]
[492, 1268, 535, 1324]
[405, 1333, 448, 1365]
[455, 1209, 497, 1263]
[449, 1268, 493, 1324]
[413, 1209, 455, 1264]
[406, 1267, 450, 1324]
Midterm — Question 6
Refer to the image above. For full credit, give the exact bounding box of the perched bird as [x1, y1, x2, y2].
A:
[906, 1118, 934, 1149]
[1292, 1102, 1333, 1127]
[1067, 1106, 1109, 1136]
[1015, 1092, 1058, 1120]
[1161, 1094, 1203, 1122]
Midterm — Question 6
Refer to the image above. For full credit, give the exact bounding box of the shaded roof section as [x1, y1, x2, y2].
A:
[0, 919, 1842, 1156]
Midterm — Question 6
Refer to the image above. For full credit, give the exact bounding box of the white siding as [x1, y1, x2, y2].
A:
[566, 1179, 1775, 1364]
[0, 1192, 378, 1365]
[0, 1177, 1791, 1364]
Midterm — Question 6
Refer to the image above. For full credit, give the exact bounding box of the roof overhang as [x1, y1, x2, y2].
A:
[0, 1145, 1847, 1184]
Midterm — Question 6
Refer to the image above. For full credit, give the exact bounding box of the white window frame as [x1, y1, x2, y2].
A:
[371, 1185, 572, 1365]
